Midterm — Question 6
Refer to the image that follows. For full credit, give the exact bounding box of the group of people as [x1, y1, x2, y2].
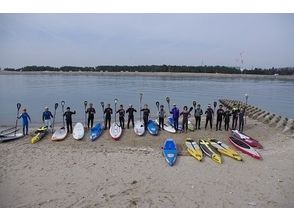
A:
[16, 102, 246, 136]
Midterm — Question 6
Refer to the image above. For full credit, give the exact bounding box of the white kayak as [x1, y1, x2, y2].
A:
[134, 121, 145, 136]
[73, 122, 85, 140]
[155, 119, 176, 133]
[51, 127, 67, 141]
[109, 122, 122, 140]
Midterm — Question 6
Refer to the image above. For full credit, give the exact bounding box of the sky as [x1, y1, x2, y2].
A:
[0, 13, 294, 69]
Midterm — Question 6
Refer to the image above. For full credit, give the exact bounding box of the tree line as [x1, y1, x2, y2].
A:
[2, 65, 294, 75]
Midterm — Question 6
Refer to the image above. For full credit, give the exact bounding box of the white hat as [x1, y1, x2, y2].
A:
[173, 103, 176, 106]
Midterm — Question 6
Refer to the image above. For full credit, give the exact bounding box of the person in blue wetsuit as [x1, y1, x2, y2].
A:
[17, 108, 31, 135]
[42, 107, 53, 128]
[170, 103, 180, 131]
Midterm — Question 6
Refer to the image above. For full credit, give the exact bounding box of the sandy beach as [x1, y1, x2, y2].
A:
[1, 70, 294, 80]
[0, 117, 293, 208]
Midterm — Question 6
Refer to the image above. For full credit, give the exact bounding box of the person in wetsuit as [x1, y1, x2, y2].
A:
[63, 107, 76, 133]
[116, 104, 125, 129]
[42, 107, 53, 128]
[104, 104, 113, 130]
[141, 104, 150, 129]
[231, 104, 240, 130]
[238, 108, 245, 132]
[126, 104, 137, 129]
[216, 104, 224, 131]
[158, 105, 166, 130]
[223, 108, 231, 131]
[18, 108, 31, 135]
[180, 106, 192, 133]
[85, 103, 96, 129]
[205, 104, 214, 130]
[194, 104, 203, 130]
[170, 103, 180, 131]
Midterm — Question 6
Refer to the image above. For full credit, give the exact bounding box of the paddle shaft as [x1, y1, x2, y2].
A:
[156, 101, 159, 111]
[52, 103, 58, 133]
[140, 93, 143, 121]
[15, 103, 21, 136]
[61, 101, 65, 127]
[84, 101, 88, 127]
[166, 97, 170, 112]
[101, 102, 105, 121]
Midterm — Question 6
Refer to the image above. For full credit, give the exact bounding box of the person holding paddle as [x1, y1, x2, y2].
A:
[158, 105, 166, 130]
[194, 104, 203, 130]
[170, 103, 180, 131]
[116, 104, 125, 129]
[63, 107, 76, 133]
[141, 104, 150, 129]
[180, 106, 192, 133]
[104, 104, 113, 130]
[42, 107, 53, 128]
[126, 104, 137, 129]
[85, 103, 96, 129]
[17, 108, 31, 135]
[205, 104, 214, 130]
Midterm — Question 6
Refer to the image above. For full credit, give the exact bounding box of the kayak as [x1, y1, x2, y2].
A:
[163, 139, 177, 166]
[231, 130, 263, 149]
[90, 123, 103, 141]
[168, 116, 182, 131]
[184, 138, 203, 161]
[52, 127, 67, 141]
[208, 138, 242, 161]
[109, 122, 122, 140]
[229, 136, 262, 160]
[0, 127, 20, 135]
[73, 122, 85, 140]
[155, 119, 176, 133]
[134, 121, 145, 136]
[147, 120, 159, 135]
[31, 126, 48, 144]
[199, 139, 222, 164]
[0, 133, 24, 143]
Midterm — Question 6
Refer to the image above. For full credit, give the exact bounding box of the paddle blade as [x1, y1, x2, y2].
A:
[54, 103, 58, 110]
[193, 101, 196, 107]
[17, 103, 21, 111]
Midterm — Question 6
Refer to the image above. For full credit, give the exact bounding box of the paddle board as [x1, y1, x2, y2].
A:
[232, 130, 263, 148]
[110, 122, 122, 140]
[208, 138, 242, 161]
[163, 139, 177, 166]
[187, 120, 195, 131]
[155, 119, 176, 133]
[73, 122, 85, 140]
[52, 127, 67, 141]
[0, 133, 24, 143]
[31, 126, 48, 144]
[199, 139, 222, 164]
[134, 121, 145, 136]
[184, 138, 203, 161]
[229, 136, 262, 160]
[147, 120, 159, 135]
[168, 116, 182, 131]
[90, 123, 103, 141]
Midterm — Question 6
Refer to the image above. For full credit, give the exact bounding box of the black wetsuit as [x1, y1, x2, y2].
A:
[104, 107, 113, 129]
[158, 109, 166, 130]
[116, 109, 125, 129]
[216, 108, 224, 131]
[180, 110, 190, 132]
[194, 108, 203, 129]
[223, 110, 231, 131]
[238, 111, 245, 132]
[63, 110, 76, 133]
[231, 108, 240, 130]
[126, 107, 137, 128]
[141, 108, 150, 129]
[205, 107, 214, 129]
[86, 107, 96, 128]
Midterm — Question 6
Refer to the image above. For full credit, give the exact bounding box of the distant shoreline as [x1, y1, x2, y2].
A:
[1, 70, 294, 80]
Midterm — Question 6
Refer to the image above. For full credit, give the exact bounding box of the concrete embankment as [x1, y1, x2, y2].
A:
[219, 99, 294, 137]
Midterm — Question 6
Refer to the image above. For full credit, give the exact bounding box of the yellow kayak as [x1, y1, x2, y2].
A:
[199, 139, 222, 164]
[208, 139, 242, 161]
[184, 138, 203, 161]
[31, 126, 48, 144]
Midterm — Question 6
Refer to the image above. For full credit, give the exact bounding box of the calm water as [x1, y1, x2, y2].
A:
[0, 74, 293, 125]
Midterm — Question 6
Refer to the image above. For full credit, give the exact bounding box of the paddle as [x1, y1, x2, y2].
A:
[61, 101, 65, 128]
[52, 103, 58, 133]
[166, 96, 170, 112]
[84, 100, 88, 128]
[193, 101, 197, 109]
[100, 101, 105, 121]
[114, 98, 118, 123]
[213, 101, 217, 113]
[139, 93, 143, 122]
[15, 103, 21, 135]
[156, 101, 160, 111]
[189, 106, 193, 113]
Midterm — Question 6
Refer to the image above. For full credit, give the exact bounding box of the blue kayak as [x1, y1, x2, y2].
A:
[167, 116, 182, 131]
[90, 123, 104, 141]
[147, 120, 159, 135]
[163, 139, 177, 166]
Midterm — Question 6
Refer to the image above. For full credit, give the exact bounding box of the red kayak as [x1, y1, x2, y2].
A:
[229, 136, 262, 160]
[231, 130, 263, 149]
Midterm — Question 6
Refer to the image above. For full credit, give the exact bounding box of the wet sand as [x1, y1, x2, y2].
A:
[0, 117, 293, 208]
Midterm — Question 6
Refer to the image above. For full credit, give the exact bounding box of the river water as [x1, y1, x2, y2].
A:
[0, 74, 293, 126]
